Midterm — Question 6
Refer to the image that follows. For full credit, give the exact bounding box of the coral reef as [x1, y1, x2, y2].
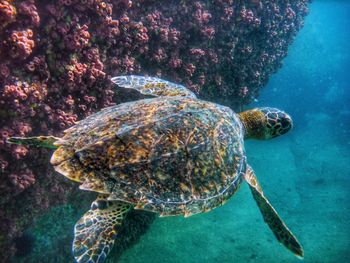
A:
[0, 0, 309, 260]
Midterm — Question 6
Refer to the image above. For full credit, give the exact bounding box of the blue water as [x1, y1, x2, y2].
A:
[115, 2, 350, 263]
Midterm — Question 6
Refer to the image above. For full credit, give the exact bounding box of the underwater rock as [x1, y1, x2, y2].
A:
[0, 0, 310, 260]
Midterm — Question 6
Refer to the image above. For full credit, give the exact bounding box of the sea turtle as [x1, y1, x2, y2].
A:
[8, 75, 303, 262]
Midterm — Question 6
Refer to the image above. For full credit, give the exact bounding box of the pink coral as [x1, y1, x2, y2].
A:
[0, 63, 10, 78]
[11, 145, 29, 160]
[0, 154, 9, 171]
[9, 168, 35, 195]
[0, 0, 16, 29]
[239, 86, 249, 98]
[18, 0, 40, 26]
[8, 29, 35, 59]
[193, 2, 212, 25]
[185, 63, 196, 77]
[65, 24, 90, 50]
[169, 58, 182, 69]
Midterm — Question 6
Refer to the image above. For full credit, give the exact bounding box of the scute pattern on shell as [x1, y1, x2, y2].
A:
[51, 97, 246, 216]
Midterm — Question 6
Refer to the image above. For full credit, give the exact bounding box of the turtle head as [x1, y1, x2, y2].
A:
[238, 107, 293, 140]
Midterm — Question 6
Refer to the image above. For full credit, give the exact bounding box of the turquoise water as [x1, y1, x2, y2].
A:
[12, 1, 350, 262]
[115, 2, 350, 263]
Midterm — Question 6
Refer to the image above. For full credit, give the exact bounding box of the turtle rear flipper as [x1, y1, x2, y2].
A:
[7, 136, 59, 149]
[244, 166, 304, 258]
[73, 195, 131, 263]
[111, 75, 197, 98]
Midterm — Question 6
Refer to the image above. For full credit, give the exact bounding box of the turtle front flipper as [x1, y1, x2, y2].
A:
[73, 195, 132, 263]
[7, 136, 59, 149]
[111, 75, 197, 98]
[244, 166, 304, 258]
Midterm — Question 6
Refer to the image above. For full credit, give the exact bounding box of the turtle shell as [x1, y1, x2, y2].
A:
[51, 97, 246, 216]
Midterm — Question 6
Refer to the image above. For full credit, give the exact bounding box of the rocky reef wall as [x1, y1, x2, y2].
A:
[0, 0, 309, 260]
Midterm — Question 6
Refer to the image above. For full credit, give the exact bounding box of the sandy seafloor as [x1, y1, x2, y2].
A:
[114, 1, 350, 263]
[15, 1, 350, 262]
